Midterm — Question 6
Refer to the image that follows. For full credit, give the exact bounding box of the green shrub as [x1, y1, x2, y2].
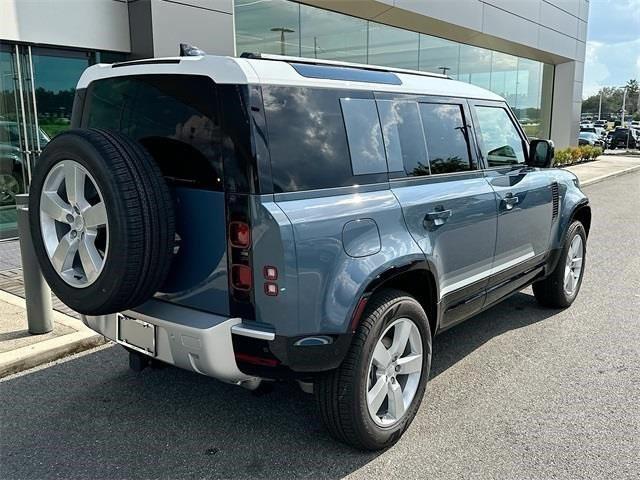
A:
[553, 145, 602, 166]
[554, 149, 572, 165]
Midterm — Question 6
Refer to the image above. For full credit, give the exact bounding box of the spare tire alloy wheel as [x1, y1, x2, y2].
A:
[40, 160, 108, 287]
[29, 129, 175, 315]
[367, 318, 423, 426]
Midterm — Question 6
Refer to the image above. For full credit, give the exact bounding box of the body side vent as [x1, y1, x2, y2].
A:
[551, 182, 560, 220]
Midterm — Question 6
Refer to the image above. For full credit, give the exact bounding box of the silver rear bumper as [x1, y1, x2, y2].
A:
[81, 300, 262, 388]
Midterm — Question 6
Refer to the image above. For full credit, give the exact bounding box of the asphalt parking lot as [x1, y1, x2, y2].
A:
[1, 172, 639, 480]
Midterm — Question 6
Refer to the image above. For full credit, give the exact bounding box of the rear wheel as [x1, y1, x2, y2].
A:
[315, 289, 432, 450]
[533, 220, 586, 308]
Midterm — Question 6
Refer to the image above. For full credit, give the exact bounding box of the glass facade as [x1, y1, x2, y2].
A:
[235, 0, 553, 138]
[0, 43, 125, 239]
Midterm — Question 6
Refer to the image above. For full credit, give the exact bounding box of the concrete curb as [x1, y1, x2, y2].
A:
[580, 164, 640, 187]
[0, 290, 105, 378]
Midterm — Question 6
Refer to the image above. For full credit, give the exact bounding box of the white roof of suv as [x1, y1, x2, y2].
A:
[77, 54, 504, 102]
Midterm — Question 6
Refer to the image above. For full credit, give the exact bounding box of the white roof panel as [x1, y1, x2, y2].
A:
[77, 55, 504, 102]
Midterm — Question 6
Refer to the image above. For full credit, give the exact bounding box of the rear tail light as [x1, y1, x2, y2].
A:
[229, 221, 251, 248]
[231, 264, 252, 291]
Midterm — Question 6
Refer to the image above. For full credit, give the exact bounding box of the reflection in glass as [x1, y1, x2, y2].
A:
[419, 103, 472, 174]
[458, 45, 492, 89]
[490, 51, 518, 106]
[473, 106, 526, 166]
[233, 1, 554, 139]
[340, 98, 387, 175]
[85, 75, 223, 191]
[263, 86, 387, 192]
[377, 100, 429, 176]
[300, 5, 367, 63]
[1, 48, 25, 238]
[368, 23, 419, 69]
[419, 35, 460, 77]
[31, 51, 90, 138]
[235, 0, 300, 56]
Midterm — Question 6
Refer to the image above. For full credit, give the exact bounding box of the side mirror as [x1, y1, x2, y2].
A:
[528, 139, 554, 168]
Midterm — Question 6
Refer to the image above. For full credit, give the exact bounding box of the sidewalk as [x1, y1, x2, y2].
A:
[565, 154, 640, 186]
[0, 151, 638, 377]
[0, 290, 104, 377]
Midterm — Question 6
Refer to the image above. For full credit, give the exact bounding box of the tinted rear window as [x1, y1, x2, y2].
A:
[262, 86, 387, 192]
[83, 75, 223, 191]
[377, 100, 429, 177]
[419, 103, 473, 174]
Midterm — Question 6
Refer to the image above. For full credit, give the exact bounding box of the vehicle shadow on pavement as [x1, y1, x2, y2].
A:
[430, 290, 560, 379]
[0, 291, 559, 480]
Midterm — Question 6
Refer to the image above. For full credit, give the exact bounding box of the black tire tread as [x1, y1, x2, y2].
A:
[533, 220, 586, 308]
[315, 289, 422, 450]
[29, 128, 175, 315]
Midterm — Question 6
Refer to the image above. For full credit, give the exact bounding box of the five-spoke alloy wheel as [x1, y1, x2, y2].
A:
[40, 160, 108, 287]
[366, 318, 423, 426]
[533, 220, 587, 308]
[28, 129, 175, 315]
[316, 289, 432, 450]
[563, 234, 584, 296]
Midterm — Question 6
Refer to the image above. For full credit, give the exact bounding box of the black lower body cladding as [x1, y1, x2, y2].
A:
[28, 129, 175, 315]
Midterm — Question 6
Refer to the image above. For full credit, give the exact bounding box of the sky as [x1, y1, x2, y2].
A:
[582, 0, 640, 98]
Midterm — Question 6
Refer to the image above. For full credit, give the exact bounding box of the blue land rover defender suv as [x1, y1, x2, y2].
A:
[28, 53, 590, 450]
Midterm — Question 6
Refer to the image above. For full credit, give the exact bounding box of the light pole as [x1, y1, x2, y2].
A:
[270, 27, 295, 56]
[598, 89, 603, 121]
[621, 87, 627, 127]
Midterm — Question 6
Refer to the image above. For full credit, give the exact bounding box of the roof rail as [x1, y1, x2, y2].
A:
[240, 52, 450, 80]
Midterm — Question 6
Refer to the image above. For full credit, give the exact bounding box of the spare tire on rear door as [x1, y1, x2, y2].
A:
[28, 129, 175, 315]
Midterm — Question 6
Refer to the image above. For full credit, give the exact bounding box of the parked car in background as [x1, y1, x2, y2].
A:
[578, 131, 604, 147]
[609, 128, 638, 149]
[581, 126, 605, 138]
[594, 120, 607, 128]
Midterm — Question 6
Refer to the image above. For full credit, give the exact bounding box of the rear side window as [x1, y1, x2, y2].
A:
[340, 98, 387, 175]
[262, 86, 387, 193]
[377, 100, 429, 176]
[419, 103, 473, 174]
[473, 105, 526, 166]
[83, 75, 223, 191]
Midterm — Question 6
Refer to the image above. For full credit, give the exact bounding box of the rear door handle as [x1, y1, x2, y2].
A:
[424, 209, 452, 227]
[503, 193, 519, 210]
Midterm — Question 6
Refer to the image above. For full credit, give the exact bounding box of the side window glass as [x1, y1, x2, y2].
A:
[340, 98, 387, 175]
[377, 100, 429, 177]
[262, 86, 387, 193]
[419, 103, 473, 174]
[473, 105, 526, 166]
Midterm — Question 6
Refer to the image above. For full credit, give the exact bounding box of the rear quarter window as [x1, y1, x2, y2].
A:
[262, 86, 387, 193]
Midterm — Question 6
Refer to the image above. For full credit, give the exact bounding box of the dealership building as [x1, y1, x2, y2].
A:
[1, 0, 588, 238]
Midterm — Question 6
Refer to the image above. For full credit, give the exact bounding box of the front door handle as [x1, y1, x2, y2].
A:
[503, 193, 519, 210]
[424, 208, 452, 227]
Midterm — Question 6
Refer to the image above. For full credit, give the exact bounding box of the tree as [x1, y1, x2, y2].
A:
[582, 79, 639, 118]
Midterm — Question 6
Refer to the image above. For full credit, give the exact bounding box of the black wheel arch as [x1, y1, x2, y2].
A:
[356, 260, 439, 337]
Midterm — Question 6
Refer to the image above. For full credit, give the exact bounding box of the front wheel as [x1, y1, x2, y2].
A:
[533, 220, 587, 308]
[315, 289, 432, 450]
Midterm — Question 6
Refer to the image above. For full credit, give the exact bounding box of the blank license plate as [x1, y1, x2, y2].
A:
[117, 314, 156, 356]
